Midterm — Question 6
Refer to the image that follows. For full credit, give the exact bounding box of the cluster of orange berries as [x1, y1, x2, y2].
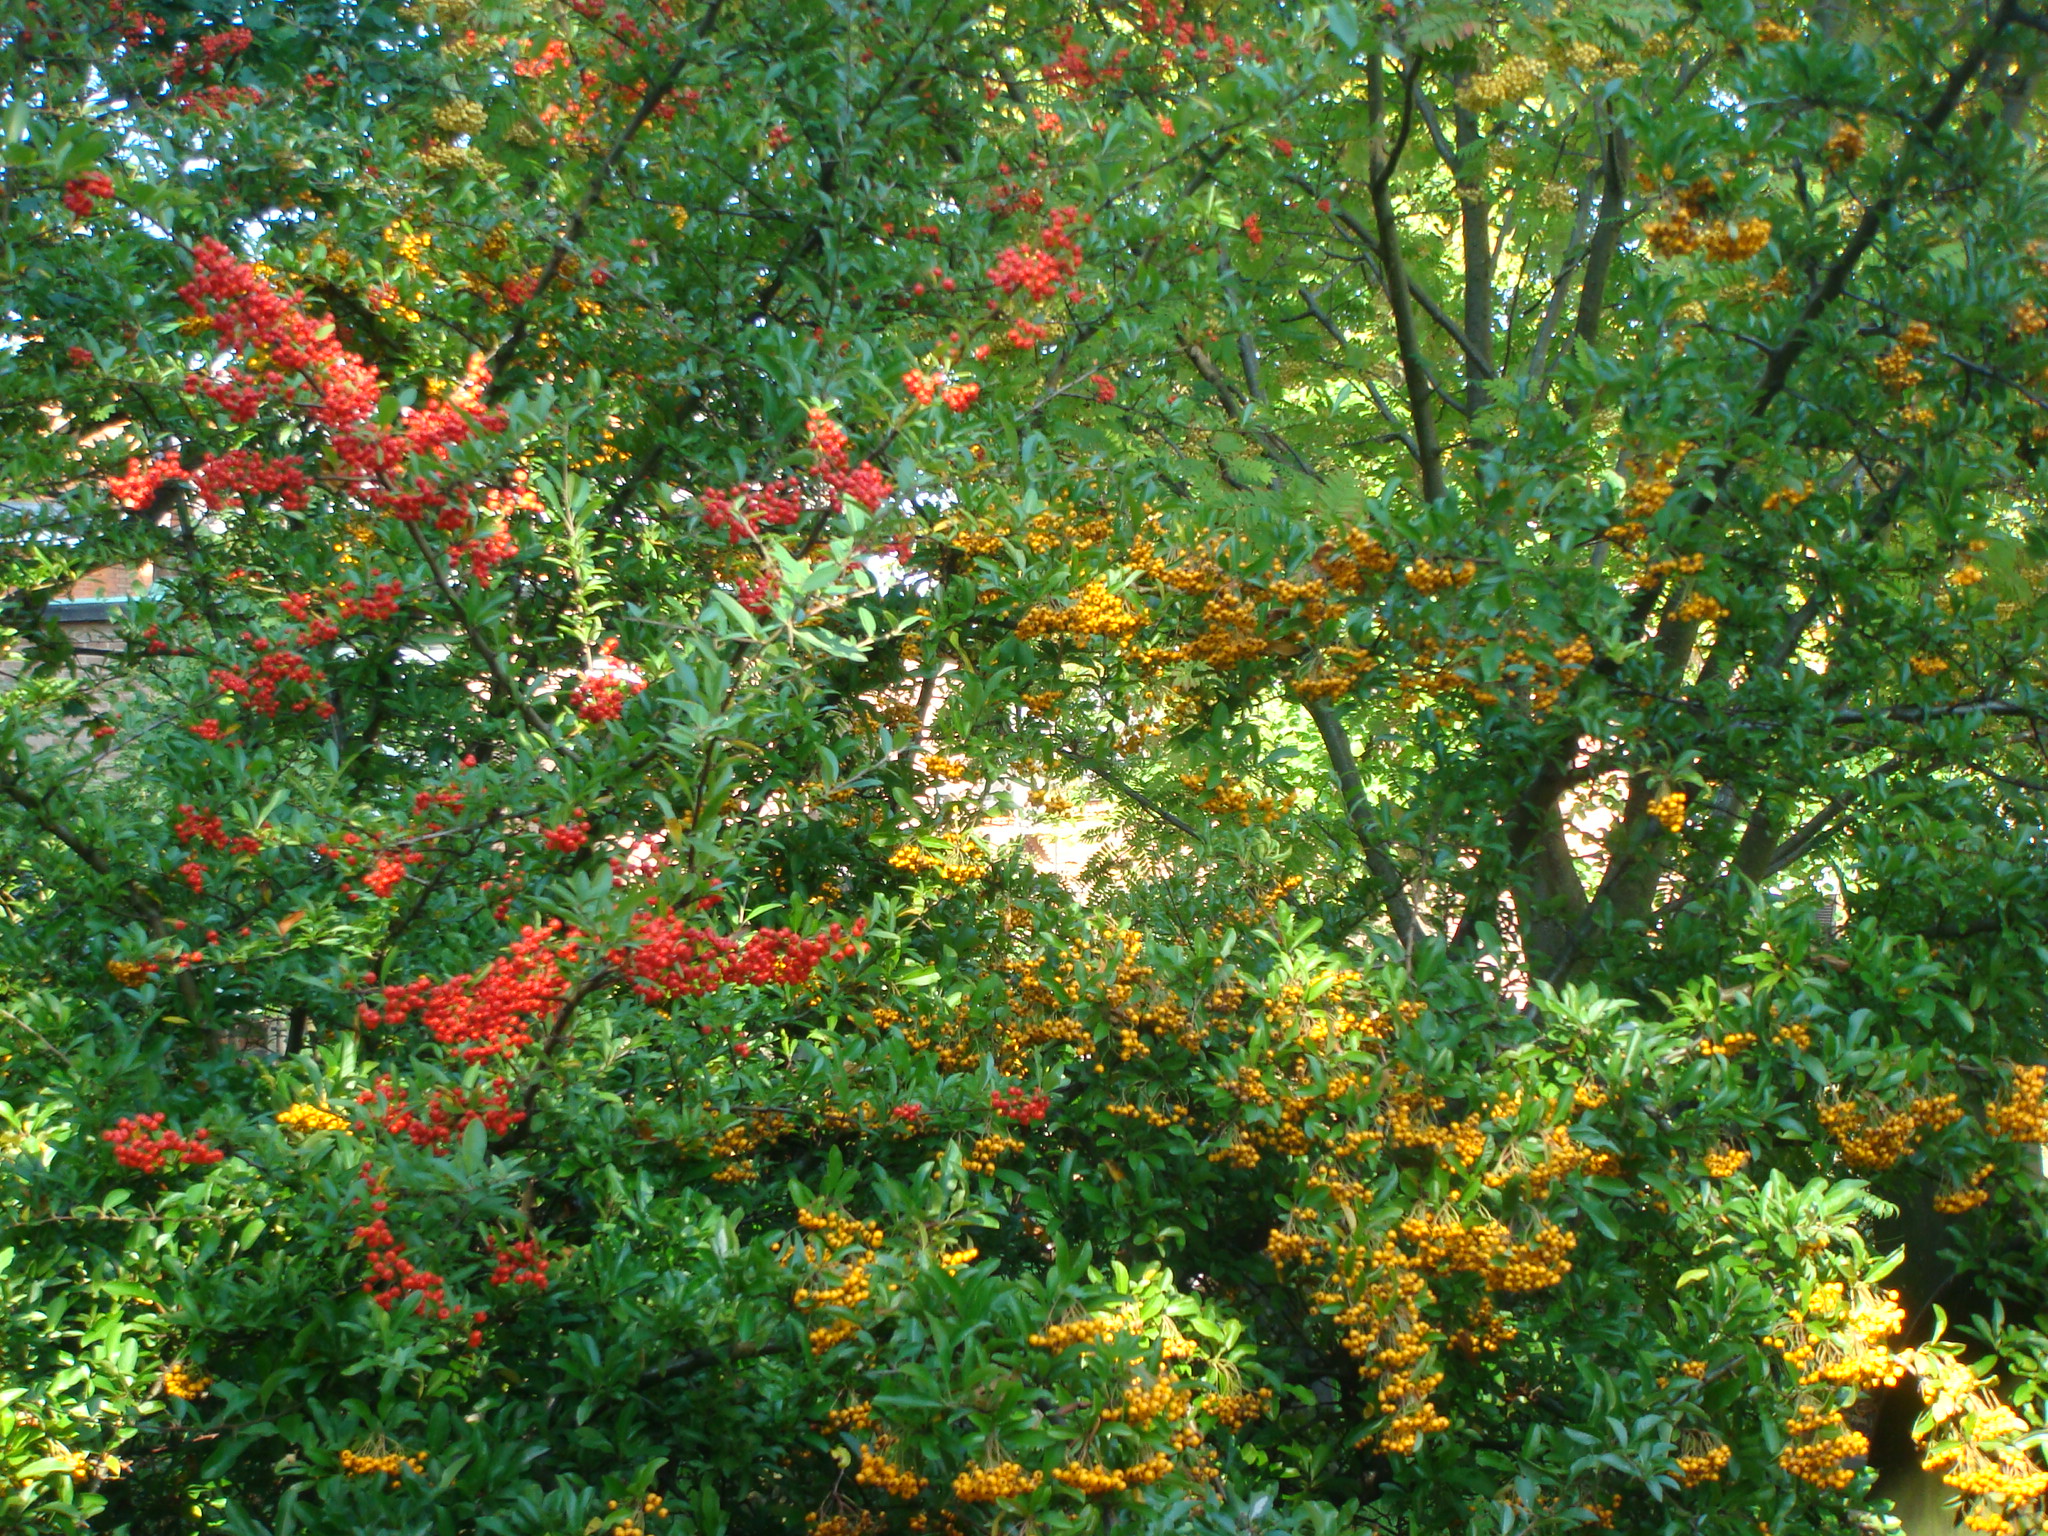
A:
[1049, 1452, 1173, 1493]
[1771, 1012, 1815, 1049]
[1203, 1387, 1273, 1431]
[1402, 557, 1476, 595]
[1987, 1064, 2048, 1143]
[855, 1442, 927, 1498]
[1175, 772, 1296, 826]
[1637, 551, 1706, 590]
[1766, 1284, 1906, 1394]
[1102, 1376, 1189, 1429]
[1817, 1090, 1961, 1171]
[1489, 1221, 1577, 1292]
[887, 839, 989, 884]
[1825, 119, 1867, 168]
[1028, 1313, 1128, 1352]
[1703, 1147, 1750, 1178]
[1698, 1030, 1758, 1057]
[276, 1102, 350, 1136]
[1016, 578, 1145, 643]
[1934, 1164, 1996, 1214]
[951, 1462, 1042, 1501]
[604, 1491, 671, 1536]
[340, 1446, 427, 1487]
[822, 1401, 874, 1433]
[1874, 321, 1937, 389]
[963, 1132, 1025, 1175]
[937, 1246, 978, 1274]
[1266, 1229, 1319, 1268]
[798, 1515, 880, 1536]
[1312, 527, 1399, 593]
[161, 1362, 212, 1399]
[1776, 1406, 1867, 1490]
[1105, 1100, 1189, 1128]
[1456, 54, 1547, 110]
[1646, 790, 1688, 834]
[1676, 1434, 1731, 1486]
[1375, 1387, 1453, 1455]
[1673, 592, 1729, 623]
[1643, 183, 1769, 261]
[1914, 1350, 2048, 1534]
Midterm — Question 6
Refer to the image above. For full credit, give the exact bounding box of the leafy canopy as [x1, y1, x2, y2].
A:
[4, 0, 2048, 1533]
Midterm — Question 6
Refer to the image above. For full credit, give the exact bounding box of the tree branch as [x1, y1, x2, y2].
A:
[1305, 701, 1421, 950]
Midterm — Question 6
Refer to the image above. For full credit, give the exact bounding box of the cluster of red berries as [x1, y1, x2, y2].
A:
[991, 1086, 1051, 1126]
[358, 921, 580, 1062]
[175, 858, 209, 894]
[176, 84, 266, 117]
[104, 1113, 225, 1173]
[1042, 26, 1130, 94]
[208, 635, 332, 719]
[734, 568, 780, 615]
[193, 447, 310, 511]
[450, 523, 519, 583]
[165, 25, 252, 83]
[361, 849, 424, 898]
[178, 238, 380, 429]
[108, 0, 166, 45]
[62, 172, 114, 218]
[173, 804, 262, 855]
[163, 241, 510, 532]
[806, 407, 893, 511]
[698, 476, 804, 543]
[356, 1074, 525, 1149]
[489, 1236, 550, 1290]
[106, 455, 187, 512]
[606, 910, 866, 1002]
[901, 369, 981, 411]
[1137, 0, 1266, 70]
[567, 651, 647, 722]
[542, 819, 591, 853]
[354, 1216, 452, 1319]
[280, 576, 406, 645]
[987, 206, 1087, 301]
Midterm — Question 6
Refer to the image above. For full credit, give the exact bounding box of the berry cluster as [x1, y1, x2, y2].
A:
[987, 206, 1087, 301]
[607, 910, 863, 1002]
[566, 645, 646, 722]
[104, 1114, 224, 1173]
[358, 921, 581, 1062]
[276, 1102, 351, 1136]
[990, 1085, 1050, 1126]
[354, 1215, 451, 1318]
[697, 476, 804, 543]
[542, 818, 591, 852]
[62, 172, 114, 218]
[356, 1074, 525, 1148]
[174, 804, 261, 855]
[160, 1362, 212, 1400]
[208, 634, 333, 719]
[489, 1235, 550, 1290]
[806, 407, 893, 511]
[952, 1462, 1043, 1501]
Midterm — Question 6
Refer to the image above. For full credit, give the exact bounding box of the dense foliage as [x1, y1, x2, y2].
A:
[4, 0, 2048, 1532]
